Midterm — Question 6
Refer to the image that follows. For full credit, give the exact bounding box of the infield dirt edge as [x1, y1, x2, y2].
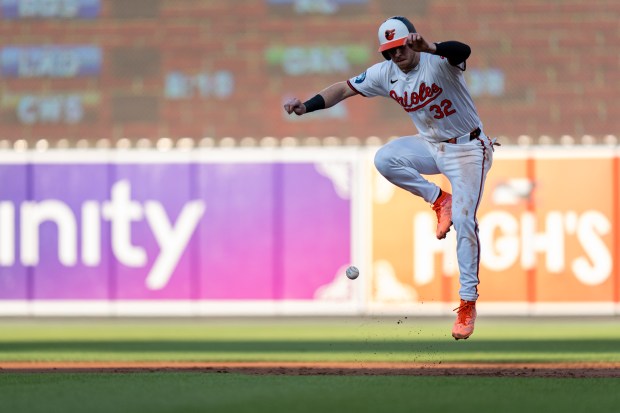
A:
[2, 361, 620, 378]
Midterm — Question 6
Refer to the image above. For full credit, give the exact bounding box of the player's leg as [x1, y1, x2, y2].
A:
[439, 136, 494, 339]
[373, 136, 441, 203]
[374, 136, 452, 239]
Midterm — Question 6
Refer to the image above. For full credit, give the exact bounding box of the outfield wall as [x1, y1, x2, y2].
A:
[0, 146, 618, 316]
[1, 1, 618, 141]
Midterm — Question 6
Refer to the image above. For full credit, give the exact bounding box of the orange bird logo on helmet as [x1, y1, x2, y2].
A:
[385, 29, 395, 40]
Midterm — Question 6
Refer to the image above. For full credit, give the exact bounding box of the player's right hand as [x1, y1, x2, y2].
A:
[283, 98, 306, 116]
[406, 33, 433, 53]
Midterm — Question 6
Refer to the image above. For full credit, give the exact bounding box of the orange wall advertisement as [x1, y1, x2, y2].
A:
[370, 148, 619, 313]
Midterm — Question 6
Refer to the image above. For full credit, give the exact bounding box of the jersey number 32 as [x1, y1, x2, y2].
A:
[429, 99, 456, 119]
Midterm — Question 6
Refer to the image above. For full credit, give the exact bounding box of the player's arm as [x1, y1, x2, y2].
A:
[283, 81, 357, 116]
[433, 41, 471, 66]
[405, 33, 471, 67]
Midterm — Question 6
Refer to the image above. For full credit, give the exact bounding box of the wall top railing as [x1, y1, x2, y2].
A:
[1, 135, 618, 152]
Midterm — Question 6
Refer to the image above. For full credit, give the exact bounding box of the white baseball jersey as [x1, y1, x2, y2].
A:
[347, 53, 481, 142]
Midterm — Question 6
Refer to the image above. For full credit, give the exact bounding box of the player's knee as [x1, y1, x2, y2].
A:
[452, 213, 475, 232]
[374, 146, 398, 178]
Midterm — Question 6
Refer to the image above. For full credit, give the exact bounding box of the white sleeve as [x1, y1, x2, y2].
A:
[346, 62, 389, 98]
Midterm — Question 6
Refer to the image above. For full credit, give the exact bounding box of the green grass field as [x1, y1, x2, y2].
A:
[0, 317, 619, 413]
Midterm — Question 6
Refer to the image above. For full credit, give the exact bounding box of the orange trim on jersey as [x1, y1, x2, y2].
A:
[346, 80, 365, 97]
[378, 37, 408, 52]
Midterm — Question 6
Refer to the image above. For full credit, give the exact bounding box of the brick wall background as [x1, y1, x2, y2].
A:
[0, 0, 618, 144]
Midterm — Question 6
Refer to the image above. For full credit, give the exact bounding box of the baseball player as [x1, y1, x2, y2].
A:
[284, 16, 498, 340]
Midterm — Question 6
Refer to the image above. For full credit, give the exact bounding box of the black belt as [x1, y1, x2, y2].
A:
[445, 127, 481, 144]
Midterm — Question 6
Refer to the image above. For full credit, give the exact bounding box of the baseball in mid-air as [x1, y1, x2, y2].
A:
[346, 266, 359, 280]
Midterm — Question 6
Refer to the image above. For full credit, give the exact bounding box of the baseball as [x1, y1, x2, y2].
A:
[345, 266, 359, 280]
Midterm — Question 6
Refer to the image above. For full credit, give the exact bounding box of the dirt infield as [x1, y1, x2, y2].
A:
[2, 362, 620, 378]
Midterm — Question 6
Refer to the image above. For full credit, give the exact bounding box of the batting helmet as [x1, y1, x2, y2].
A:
[377, 16, 417, 60]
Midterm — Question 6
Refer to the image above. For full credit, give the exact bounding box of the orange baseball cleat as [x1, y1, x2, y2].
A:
[431, 191, 452, 239]
[452, 299, 477, 340]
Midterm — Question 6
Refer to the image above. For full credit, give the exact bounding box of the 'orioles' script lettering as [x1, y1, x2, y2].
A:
[389, 82, 443, 112]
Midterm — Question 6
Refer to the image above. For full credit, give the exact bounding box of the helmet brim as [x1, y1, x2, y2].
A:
[377, 37, 408, 52]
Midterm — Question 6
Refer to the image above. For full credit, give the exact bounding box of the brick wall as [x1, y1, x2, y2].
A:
[0, 0, 617, 143]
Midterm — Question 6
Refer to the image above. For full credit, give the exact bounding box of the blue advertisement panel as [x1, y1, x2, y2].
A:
[1, 0, 100, 19]
[0, 46, 102, 78]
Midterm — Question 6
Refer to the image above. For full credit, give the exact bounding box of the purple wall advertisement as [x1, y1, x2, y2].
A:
[0, 151, 355, 313]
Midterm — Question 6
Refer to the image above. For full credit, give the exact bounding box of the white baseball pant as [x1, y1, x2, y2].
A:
[374, 131, 495, 301]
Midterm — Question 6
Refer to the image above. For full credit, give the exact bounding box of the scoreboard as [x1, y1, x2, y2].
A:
[0, 0, 617, 142]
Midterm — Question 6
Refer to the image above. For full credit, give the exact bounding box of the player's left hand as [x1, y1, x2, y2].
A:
[406, 33, 436, 54]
